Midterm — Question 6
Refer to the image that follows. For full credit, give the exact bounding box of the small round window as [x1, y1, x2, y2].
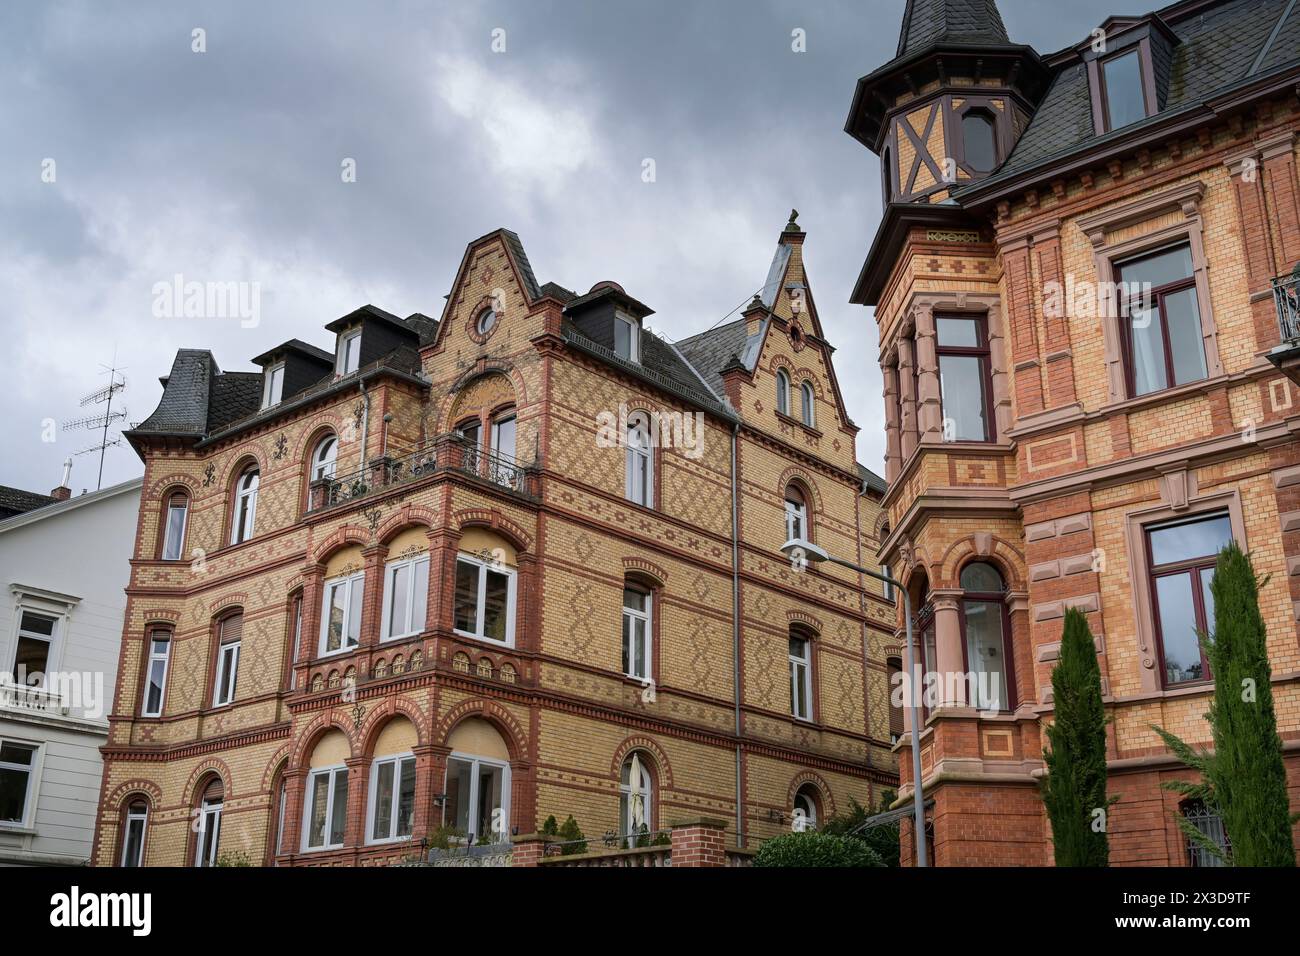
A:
[476, 308, 497, 335]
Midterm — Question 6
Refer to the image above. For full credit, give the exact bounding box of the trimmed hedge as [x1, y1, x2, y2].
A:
[754, 831, 885, 868]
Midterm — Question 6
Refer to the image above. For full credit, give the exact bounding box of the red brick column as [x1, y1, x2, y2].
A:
[344, 756, 369, 848]
[669, 817, 728, 866]
[510, 833, 560, 866]
[279, 767, 307, 857]
[359, 544, 386, 647]
[295, 565, 324, 687]
[414, 744, 450, 837]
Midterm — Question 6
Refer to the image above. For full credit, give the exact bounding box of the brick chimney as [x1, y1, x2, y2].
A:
[49, 458, 72, 502]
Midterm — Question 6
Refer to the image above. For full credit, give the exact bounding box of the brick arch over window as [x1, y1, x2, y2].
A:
[787, 770, 837, 819]
[358, 698, 430, 757]
[453, 509, 532, 553]
[184, 759, 234, 806]
[141, 610, 182, 627]
[437, 362, 528, 433]
[104, 779, 163, 812]
[376, 505, 439, 545]
[207, 593, 247, 618]
[311, 525, 371, 566]
[622, 556, 668, 588]
[787, 609, 822, 634]
[292, 415, 346, 464]
[609, 735, 674, 791]
[436, 699, 526, 762]
[259, 743, 294, 793]
[146, 472, 200, 501]
[290, 712, 360, 769]
[777, 467, 823, 515]
[939, 536, 1026, 590]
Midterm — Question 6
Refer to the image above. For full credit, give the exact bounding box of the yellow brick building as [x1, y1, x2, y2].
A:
[91, 218, 895, 866]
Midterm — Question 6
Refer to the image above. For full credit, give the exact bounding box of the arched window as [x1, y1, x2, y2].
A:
[476, 307, 497, 336]
[962, 110, 997, 172]
[886, 656, 904, 743]
[775, 368, 791, 415]
[160, 491, 189, 561]
[303, 731, 350, 852]
[231, 465, 259, 544]
[194, 777, 223, 867]
[784, 485, 807, 543]
[445, 718, 511, 844]
[625, 412, 654, 508]
[141, 627, 171, 717]
[453, 531, 518, 647]
[311, 435, 338, 483]
[120, 799, 148, 867]
[619, 752, 654, 846]
[960, 561, 1012, 711]
[1180, 799, 1229, 867]
[622, 583, 652, 681]
[793, 785, 819, 832]
[788, 628, 813, 721]
[367, 719, 418, 844]
[800, 381, 816, 427]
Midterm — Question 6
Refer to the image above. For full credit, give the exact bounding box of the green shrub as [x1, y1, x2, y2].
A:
[557, 814, 587, 855]
[214, 850, 253, 867]
[541, 815, 559, 836]
[754, 831, 884, 868]
[818, 795, 901, 867]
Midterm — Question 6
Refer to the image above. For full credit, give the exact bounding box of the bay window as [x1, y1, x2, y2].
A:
[382, 554, 428, 641]
[320, 571, 364, 655]
[959, 562, 1012, 711]
[936, 314, 993, 442]
[453, 554, 516, 646]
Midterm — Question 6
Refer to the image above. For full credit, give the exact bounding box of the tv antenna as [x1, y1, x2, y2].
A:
[63, 357, 128, 490]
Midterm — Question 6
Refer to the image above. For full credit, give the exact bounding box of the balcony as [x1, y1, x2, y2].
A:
[308, 433, 538, 513]
[1274, 271, 1300, 342]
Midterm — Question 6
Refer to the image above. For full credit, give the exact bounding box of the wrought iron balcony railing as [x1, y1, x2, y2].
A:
[1273, 271, 1300, 342]
[309, 433, 536, 512]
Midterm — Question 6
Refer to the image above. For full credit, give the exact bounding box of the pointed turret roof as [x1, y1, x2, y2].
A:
[896, 0, 1009, 57]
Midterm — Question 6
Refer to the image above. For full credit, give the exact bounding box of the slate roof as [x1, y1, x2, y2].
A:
[0, 486, 57, 519]
[250, 338, 334, 367]
[896, 0, 1010, 57]
[676, 318, 752, 399]
[857, 464, 887, 496]
[960, 0, 1300, 189]
[501, 229, 541, 301]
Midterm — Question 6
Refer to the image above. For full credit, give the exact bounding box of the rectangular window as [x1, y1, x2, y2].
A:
[368, 754, 416, 843]
[141, 630, 171, 717]
[1101, 49, 1146, 131]
[444, 755, 510, 844]
[935, 315, 993, 442]
[614, 314, 639, 362]
[1147, 511, 1232, 687]
[12, 610, 57, 686]
[304, 766, 349, 850]
[622, 587, 651, 680]
[1117, 244, 1206, 397]
[453, 555, 516, 646]
[0, 740, 37, 826]
[213, 615, 241, 707]
[882, 566, 894, 603]
[789, 636, 812, 721]
[161, 495, 188, 561]
[261, 362, 285, 409]
[337, 330, 361, 375]
[195, 798, 222, 866]
[382, 555, 429, 641]
[320, 572, 364, 655]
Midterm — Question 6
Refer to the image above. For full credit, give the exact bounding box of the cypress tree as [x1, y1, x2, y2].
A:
[1156, 543, 1295, 866]
[1039, 607, 1112, 866]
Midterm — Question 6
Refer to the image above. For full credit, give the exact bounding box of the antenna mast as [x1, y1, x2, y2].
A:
[63, 358, 128, 491]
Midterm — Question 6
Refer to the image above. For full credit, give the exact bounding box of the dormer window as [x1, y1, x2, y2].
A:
[337, 329, 361, 375]
[1100, 49, 1147, 131]
[614, 313, 639, 363]
[261, 362, 284, 409]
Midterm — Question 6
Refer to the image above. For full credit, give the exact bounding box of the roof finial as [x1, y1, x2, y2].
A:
[785, 208, 801, 232]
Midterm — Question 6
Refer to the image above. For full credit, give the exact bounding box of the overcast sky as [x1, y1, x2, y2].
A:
[0, 0, 1107, 494]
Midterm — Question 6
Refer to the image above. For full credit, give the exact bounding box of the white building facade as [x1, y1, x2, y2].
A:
[0, 479, 142, 865]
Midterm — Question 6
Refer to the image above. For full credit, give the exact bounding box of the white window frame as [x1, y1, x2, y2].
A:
[614, 312, 639, 363]
[366, 752, 416, 844]
[213, 639, 240, 707]
[776, 369, 791, 415]
[10, 606, 61, 687]
[195, 796, 222, 867]
[319, 571, 365, 656]
[619, 755, 653, 847]
[622, 587, 651, 681]
[444, 752, 511, 844]
[491, 412, 517, 463]
[625, 416, 654, 508]
[784, 495, 806, 543]
[453, 554, 517, 647]
[261, 362, 285, 409]
[141, 630, 171, 717]
[121, 802, 149, 866]
[231, 468, 259, 544]
[311, 435, 338, 482]
[789, 635, 812, 721]
[800, 381, 816, 427]
[476, 307, 497, 336]
[793, 789, 818, 832]
[337, 330, 361, 375]
[380, 554, 429, 642]
[0, 738, 39, 830]
[302, 765, 349, 851]
[161, 494, 188, 561]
